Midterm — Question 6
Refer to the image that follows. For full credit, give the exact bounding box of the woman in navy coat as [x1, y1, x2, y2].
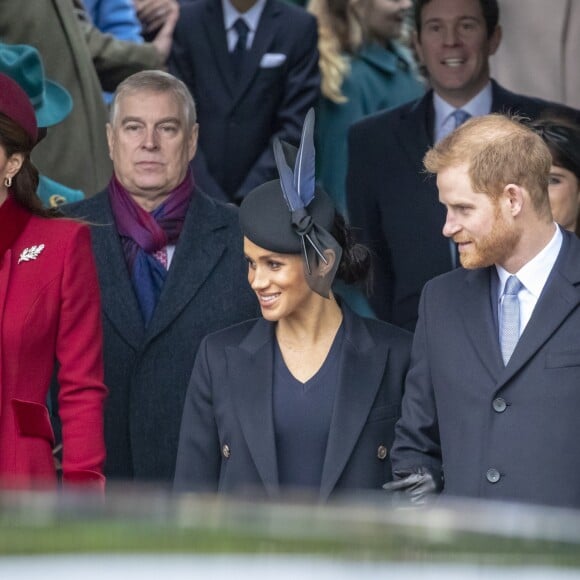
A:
[174, 112, 411, 501]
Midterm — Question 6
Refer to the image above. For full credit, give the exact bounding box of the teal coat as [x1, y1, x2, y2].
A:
[316, 42, 424, 216]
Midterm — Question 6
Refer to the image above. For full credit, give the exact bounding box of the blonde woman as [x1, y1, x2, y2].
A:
[309, 0, 424, 215]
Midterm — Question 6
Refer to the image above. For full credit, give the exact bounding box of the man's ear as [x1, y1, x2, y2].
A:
[503, 183, 524, 217]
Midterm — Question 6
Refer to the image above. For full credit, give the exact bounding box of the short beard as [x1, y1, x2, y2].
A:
[459, 205, 521, 269]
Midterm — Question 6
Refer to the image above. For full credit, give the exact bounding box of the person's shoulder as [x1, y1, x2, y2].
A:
[343, 307, 412, 349]
[272, 0, 315, 22]
[61, 189, 109, 220]
[492, 81, 580, 122]
[193, 188, 240, 227]
[357, 314, 413, 347]
[202, 317, 263, 350]
[350, 93, 425, 137]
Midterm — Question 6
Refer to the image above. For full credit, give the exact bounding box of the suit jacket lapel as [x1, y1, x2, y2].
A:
[459, 268, 503, 382]
[202, 0, 237, 97]
[498, 233, 580, 385]
[89, 195, 145, 350]
[319, 309, 388, 501]
[144, 190, 230, 345]
[226, 319, 279, 496]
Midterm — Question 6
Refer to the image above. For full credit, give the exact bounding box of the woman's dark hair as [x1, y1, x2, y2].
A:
[0, 113, 53, 217]
[530, 117, 580, 181]
[414, 0, 499, 39]
[331, 211, 372, 284]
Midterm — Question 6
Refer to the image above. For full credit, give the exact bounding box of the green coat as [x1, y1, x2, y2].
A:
[0, 0, 162, 197]
[316, 42, 424, 216]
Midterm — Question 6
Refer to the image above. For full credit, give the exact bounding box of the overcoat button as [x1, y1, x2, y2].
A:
[492, 398, 507, 413]
[222, 444, 231, 459]
[377, 445, 388, 460]
[486, 468, 501, 483]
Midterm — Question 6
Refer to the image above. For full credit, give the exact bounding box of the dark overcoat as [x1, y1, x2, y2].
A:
[391, 230, 580, 508]
[64, 188, 258, 480]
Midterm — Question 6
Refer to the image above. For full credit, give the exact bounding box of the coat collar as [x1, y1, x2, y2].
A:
[69, 188, 233, 351]
[225, 306, 391, 499]
[459, 231, 580, 387]
[497, 230, 580, 386]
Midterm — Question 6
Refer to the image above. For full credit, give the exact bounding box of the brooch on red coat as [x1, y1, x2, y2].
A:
[18, 244, 45, 264]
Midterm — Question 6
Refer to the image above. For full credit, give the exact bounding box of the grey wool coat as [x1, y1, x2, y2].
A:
[64, 187, 258, 481]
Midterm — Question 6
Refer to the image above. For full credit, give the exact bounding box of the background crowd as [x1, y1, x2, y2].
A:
[0, 0, 579, 508]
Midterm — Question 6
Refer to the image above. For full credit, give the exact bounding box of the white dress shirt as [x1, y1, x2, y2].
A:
[222, 0, 267, 51]
[434, 82, 493, 142]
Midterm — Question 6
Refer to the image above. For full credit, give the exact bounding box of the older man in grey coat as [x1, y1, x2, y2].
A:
[64, 70, 257, 482]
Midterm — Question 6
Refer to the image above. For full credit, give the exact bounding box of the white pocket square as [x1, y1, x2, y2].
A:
[259, 53, 286, 68]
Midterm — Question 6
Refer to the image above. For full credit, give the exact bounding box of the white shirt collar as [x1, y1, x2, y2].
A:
[496, 224, 562, 298]
[434, 82, 493, 142]
[222, 0, 266, 33]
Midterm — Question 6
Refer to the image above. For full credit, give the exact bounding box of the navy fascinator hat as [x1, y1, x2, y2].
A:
[240, 109, 342, 298]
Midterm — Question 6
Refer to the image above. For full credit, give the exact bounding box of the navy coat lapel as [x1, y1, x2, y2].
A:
[396, 91, 434, 166]
[144, 190, 230, 345]
[83, 194, 145, 350]
[226, 319, 279, 496]
[498, 232, 580, 386]
[231, 0, 279, 105]
[319, 309, 389, 500]
[201, 0, 237, 97]
[458, 267, 503, 381]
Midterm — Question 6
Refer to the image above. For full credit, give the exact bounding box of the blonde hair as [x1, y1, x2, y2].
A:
[308, 0, 364, 103]
[424, 114, 552, 218]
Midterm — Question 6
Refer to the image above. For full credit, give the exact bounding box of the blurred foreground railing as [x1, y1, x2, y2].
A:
[1, 485, 580, 569]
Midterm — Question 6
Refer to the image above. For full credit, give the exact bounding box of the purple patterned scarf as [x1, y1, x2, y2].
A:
[108, 170, 194, 325]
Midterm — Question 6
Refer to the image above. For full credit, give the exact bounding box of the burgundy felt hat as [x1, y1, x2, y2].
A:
[0, 72, 38, 143]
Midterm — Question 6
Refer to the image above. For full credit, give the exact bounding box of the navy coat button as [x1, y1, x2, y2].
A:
[493, 397, 507, 413]
[486, 468, 501, 483]
[377, 445, 388, 460]
[222, 444, 231, 459]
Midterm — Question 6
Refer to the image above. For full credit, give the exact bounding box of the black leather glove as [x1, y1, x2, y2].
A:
[382, 467, 442, 505]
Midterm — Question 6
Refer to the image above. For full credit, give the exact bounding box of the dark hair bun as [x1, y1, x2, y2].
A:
[333, 213, 371, 284]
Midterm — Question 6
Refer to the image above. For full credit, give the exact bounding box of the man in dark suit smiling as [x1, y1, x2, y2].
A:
[170, 0, 320, 203]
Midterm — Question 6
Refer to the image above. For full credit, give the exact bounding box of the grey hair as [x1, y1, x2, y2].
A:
[109, 70, 197, 130]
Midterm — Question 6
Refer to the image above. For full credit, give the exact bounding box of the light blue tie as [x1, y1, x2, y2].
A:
[500, 275, 523, 365]
[452, 109, 471, 128]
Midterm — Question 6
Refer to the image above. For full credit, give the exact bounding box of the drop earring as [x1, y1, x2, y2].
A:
[4, 176, 12, 188]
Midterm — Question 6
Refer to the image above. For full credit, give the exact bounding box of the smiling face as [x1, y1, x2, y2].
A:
[414, 0, 501, 107]
[363, 0, 413, 43]
[438, 163, 521, 269]
[244, 237, 318, 322]
[548, 165, 580, 232]
[106, 90, 198, 210]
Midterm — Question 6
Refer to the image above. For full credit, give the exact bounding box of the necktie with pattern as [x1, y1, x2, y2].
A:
[500, 275, 523, 365]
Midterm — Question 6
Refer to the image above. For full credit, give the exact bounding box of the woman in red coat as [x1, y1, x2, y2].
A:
[0, 73, 107, 490]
